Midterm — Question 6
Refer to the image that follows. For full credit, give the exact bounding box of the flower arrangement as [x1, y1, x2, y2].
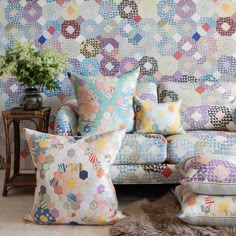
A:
[0, 40, 67, 90]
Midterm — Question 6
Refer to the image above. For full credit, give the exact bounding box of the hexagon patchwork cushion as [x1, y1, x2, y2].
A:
[24, 128, 126, 225]
[69, 68, 139, 136]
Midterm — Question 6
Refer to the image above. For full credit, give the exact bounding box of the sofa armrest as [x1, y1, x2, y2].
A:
[54, 99, 78, 136]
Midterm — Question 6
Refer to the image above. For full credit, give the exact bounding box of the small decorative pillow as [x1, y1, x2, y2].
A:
[24, 128, 126, 225]
[177, 154, 236, 195]
[181, 105, 236, 132]
[174, 185, 236, 226]
[69, 68, 139, 135]
[134, 96, 185, 135]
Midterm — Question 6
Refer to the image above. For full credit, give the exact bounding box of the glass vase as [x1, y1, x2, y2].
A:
[20, 87, 43, 110]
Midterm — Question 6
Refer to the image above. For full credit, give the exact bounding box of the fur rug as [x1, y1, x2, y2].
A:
[111, 192, 236, 236]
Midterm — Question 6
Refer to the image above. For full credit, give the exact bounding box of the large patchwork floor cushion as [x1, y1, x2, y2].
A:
[134, 97, 185, 135]
[69, 68, 139, 136]
[177, 154, 236, 195]
[174, 185, 236, 226]
[166, 130, 236, 164]
[111, 163, 182, 184]
[24, 128, 126, 225]
[114, 133, 167, 165]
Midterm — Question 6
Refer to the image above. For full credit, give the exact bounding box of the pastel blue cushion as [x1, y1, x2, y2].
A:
[69, 68, 139, 135]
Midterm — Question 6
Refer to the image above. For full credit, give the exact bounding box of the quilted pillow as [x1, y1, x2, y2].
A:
[181, 104, 236, 131]
[24, 128, 126, 225]
[69, 68, 139, 136]
[174, 185, 236, 226]
[177, 154, 236, 195]
[134, 96, 185, 135]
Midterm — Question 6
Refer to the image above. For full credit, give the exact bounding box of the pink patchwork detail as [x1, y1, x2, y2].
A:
[215, 110, 225, 120]
[202, 23, 210, 32]
[161, 166, 173, 178]
[173, 52, 182, 60]
[21, 149, 29, 159]
[195, 86, 205, 94]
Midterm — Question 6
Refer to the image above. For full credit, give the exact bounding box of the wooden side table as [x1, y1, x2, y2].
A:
[2, 107, 51, 196]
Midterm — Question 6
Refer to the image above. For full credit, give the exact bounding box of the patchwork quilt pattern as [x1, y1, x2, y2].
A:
[115, 133, 167, 165]
[111, 163, 182, 184]
[0, 0, 235, 170]
[181, 105, 236, 131]
[167, 130, 236, 164]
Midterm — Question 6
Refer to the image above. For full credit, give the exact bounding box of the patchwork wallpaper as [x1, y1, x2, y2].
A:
[0, 0, 235, 169]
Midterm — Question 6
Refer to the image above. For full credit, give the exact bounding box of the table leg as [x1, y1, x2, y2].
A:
[13, 120, 20, 175]
[2, 118, 11, 196]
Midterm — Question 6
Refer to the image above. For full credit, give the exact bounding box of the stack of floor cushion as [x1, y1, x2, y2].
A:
[174, 154, 236, 226]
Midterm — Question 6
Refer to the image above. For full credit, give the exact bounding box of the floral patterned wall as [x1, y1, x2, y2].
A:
[0, 0, 235, 169]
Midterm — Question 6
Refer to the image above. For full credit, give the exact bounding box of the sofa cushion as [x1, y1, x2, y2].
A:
[69, 68, 139, 135]
[158, 80, 236, 106]
[115, 133, 167, 165]
[175, 185, 236, 226]
[135, 81, 158, 103]
[134, 97, 185, 135]
[24, 128, 126, 225]
[111, 164, 182, 184]
[158, 80, 236, 131]
[177, 154, 236, 195]
[181, 104, 236, 132]
[166, 131, 236, 164]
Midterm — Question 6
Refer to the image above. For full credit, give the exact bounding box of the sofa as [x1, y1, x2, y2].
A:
[54, 77, 236, 185]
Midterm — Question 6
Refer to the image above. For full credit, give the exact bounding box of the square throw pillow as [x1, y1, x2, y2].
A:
[177, 154, 236, 195]
[134, 96, 185, 135]
[174, 185, 236, 226]
[24, 128, 126, 225]
[69, 68, 139, 136]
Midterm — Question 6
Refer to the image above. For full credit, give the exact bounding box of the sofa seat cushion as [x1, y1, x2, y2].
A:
[166, 131, 236, 164]
[111, 164, 182, 184]
[115, 133, 167, 165]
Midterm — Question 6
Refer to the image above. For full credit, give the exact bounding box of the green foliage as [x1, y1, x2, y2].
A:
[0, 40, 67, 90]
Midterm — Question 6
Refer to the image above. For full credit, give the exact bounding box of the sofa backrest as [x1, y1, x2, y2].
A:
[158, 80, 236, 132]
[135, 81, 158, 104]
[158, 80, 235, 106]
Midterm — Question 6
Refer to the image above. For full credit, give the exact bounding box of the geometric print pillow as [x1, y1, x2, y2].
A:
[24, 128, 126, 225]
[181, 105, 236, 131]
[69, 68, 139, 136]
[174, 185, 236, 226]
[177, 154, 236, 195]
